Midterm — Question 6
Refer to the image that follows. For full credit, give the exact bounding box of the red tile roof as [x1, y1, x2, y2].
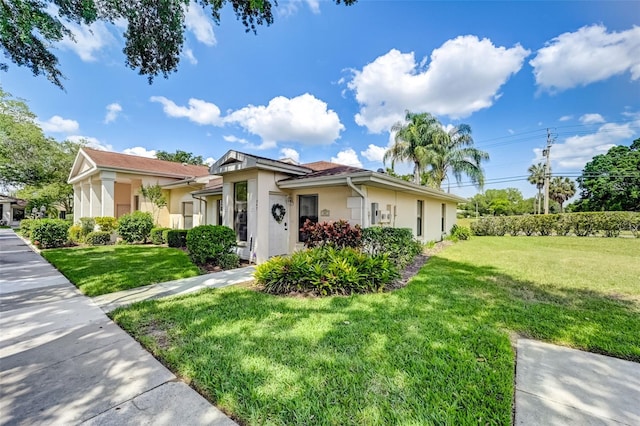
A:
[82, 147, 210, 177]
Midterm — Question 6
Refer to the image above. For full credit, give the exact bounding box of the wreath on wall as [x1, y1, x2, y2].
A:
[271, 203, 286, 223]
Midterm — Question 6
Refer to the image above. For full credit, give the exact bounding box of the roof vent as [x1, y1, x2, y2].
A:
[377, 168, 385, 173]
[182, 162, 188, 166]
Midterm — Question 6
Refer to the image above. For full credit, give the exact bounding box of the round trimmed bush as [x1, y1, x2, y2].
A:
[30, 219, 71, 248]
[186, 225, 237, 265]
[85, 231, 111, 245]
[117, 211, 154, 243]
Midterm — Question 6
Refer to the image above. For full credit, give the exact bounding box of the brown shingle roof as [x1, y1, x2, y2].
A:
[301, 161, 343, 172]
[282, 164, 367, 181]
[83, 147, 209, 178]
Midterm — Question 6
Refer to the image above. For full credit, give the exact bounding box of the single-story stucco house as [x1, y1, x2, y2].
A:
[68, 147, 466, 263]
[0, 195, 26, 227]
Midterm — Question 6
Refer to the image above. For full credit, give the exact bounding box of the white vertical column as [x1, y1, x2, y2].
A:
[73, 184, 81, 222]
[100, 171, 116, 217]
[81, 182, 91, 218]
[90, 179, 101, 217]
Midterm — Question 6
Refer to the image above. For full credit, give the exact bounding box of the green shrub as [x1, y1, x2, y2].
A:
[79, 217, 96, 236]
[300, 219, 362, 249]
[150, 227, 170, 245]
[95, 216, 118, 233]
[255, 247, 399, 296]
[30, 219, 70, 249]
[166, 229, 188, 248]
[68, 225, 84, 243]
[117, 211, 154, 243]
[362, 227, 422, 268]
[218, 253, 240, 270]
[18, 218, 35, 238]
[65, 214, 74, 224]
[186, 225, 237, 265]
[450, 224, 471, 240]
[520, 215, 537, 236]
[537, 214, 558, 236]
[85, 231, 111, 246]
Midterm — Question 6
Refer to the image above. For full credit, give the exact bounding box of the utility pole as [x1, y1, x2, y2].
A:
[543, 128, 554, 214]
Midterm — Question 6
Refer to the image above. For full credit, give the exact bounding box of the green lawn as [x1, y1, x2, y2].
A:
[111, 237, 640, 425]
[42, 245, 201, 296]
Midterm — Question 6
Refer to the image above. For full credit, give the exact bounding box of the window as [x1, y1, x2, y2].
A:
[441, 203, 446, 233]
[134, 195, 140, 211]
[234, 181, 248, 241]
[183, 202, 193, 229]
[216, 199, 223, 226]
[417, 200, 423, 237]
[298, 194, 318, 241]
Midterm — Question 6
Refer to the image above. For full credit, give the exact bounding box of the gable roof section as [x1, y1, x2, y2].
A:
[210, 150, 311, 176]
[69, 147, 209, 183]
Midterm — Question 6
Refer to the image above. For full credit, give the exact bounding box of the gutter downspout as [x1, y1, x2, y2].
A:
[346, 177, 366, 227]
[188, 180, 208, 225]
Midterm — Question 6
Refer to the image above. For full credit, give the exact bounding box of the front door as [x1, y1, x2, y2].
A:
[268, 194, 289, 257]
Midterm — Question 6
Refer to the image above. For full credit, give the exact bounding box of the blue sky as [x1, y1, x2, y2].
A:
[2, 0, 639, 198]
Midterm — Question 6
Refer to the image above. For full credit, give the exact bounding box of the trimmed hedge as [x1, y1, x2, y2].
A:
[79, 217, 96, 236]
[18, 218, 36, 238]
[471, 212, 640, 237]
[362, 227, 423, 268]
[95, 216, 118, 233]
[186, 225, 237, 266]
[85, 231, 111, 246]
[68, 225, 83, 243]
[30, 219, 71, 249]
[166, 229, 188, 248]
[117, 211, 154, 243]
[150, 227, 170, 245]
[255, 247, 399, 296]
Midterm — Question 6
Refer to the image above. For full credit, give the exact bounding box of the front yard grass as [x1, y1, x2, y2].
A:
[111, 237, 640, 425]
[42, 245, 200, 296]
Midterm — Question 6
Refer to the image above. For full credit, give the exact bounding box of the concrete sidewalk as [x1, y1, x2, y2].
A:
[92, 265, 255, 313]
[515, 339, 640, 425]
[0, 229, 237, 425]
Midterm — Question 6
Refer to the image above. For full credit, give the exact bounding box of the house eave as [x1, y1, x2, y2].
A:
[210, 150, 311, 176]
[278, 172, 467, 203]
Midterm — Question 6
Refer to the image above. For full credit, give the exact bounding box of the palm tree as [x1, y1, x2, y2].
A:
[422, 123, 489, 190]
[549, 176, 576, 212]
[527, 163, 545, 214]
[384, 112, 442, 184]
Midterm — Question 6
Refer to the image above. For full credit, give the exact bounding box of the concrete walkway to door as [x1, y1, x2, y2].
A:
[0, 229, 237, 425]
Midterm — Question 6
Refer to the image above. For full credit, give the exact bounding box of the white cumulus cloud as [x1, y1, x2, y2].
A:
[559, 115, 574, 122]
[347, 38, 530, 133]
[204, 157, 215, 166]
[40, 115, 80, 133]
[533, 119, 639, 169]
[58, 21, 116, 61]
[185, 2, 216, 46]
[223, 135, 249, 144]
[361, 144, 387, 162]
[183, 47, 198, 65]
[150, 96, 223, 126]
[224, 93, 344, 146]
[331, 148, 362, 168]
[122, 146, 157, 158]
[104, 103, 122, 124]
[530, 25, 640, 92]
[580, 113, 605, 124]
[280, 148, 300, 163]
[67, 135, 113, 151]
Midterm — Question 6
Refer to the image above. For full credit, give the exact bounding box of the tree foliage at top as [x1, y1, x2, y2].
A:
[527, 162, 545, 214]
[156, 150, 205, 165]
[574, 139, 640, 212]
[384, 111, 489, 189]
[0, 0, 357, 89]
[549, 176, 576, 213]
[460, 188, 535, 217]
[0, 87, 79, 213]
